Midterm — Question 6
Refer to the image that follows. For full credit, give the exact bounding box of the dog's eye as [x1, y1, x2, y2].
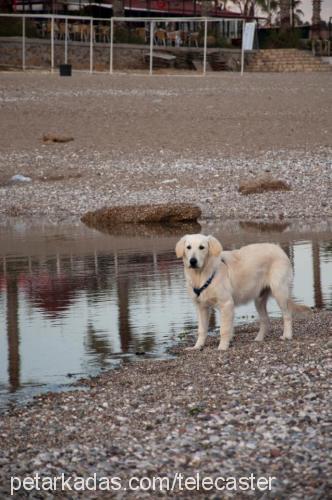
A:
[186, 245, 192, 250]
[199, 245, 205, 250]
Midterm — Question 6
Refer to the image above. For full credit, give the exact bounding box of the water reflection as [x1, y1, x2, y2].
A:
[0, 222, 331, 407]
[6, 277, 20, 392]
[85, 323, 112, 369]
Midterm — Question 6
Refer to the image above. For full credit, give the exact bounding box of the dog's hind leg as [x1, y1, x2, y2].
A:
[271, 281, 293, 340]
[254, 288, 270, 341]
[276, 296, 292, 340]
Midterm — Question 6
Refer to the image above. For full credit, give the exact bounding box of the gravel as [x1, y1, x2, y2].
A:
[0, 71, 331, 222]
[0, 312, 331, 498]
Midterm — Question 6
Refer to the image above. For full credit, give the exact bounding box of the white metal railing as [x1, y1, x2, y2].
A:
[0, 13, 247, 75]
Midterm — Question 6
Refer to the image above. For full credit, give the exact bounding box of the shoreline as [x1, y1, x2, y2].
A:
[0, 312, 331, 498]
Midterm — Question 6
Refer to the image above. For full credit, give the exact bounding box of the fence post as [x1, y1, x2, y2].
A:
[51, 16, 54, 73]
[90, 18, 93, 73]
[203, 17, 207, 75]
[22, 16, 26, 71]
[110, 18, 113, 74]
[241, 20, 245, 76]
[149, 20, 154, 75]
[65, 17, 68, 64]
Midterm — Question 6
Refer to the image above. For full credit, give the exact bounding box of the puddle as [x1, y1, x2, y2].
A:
[0, 220, 331, 410]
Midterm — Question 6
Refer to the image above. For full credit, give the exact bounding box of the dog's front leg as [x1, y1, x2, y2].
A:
[186, 304, 210, 350]
[218, 300, 234, 351]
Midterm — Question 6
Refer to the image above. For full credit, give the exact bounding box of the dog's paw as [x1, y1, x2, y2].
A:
[254, 334, 265, 342]
[280, 335, 293, 340]
[185, 345, 204, 351]
[217, 341, 230, 351]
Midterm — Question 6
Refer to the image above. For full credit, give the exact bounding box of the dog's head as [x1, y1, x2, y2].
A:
[175, 234, 223, 270]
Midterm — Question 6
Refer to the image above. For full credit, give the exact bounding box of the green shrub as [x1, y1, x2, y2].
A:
[215, 36, 232, 48]
[262, 29, 302, 49]
[298, 38, 312, 51]
[0, 19, 38, 37]
[114, 27, 145, 45]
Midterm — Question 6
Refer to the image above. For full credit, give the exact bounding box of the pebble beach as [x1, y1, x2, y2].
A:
[1, 314, 331, 498]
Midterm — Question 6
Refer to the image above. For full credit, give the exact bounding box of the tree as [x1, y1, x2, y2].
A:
[291, 0, 305, 27]
[311, 0, 322, 39]
[232, 0, 258, 17]
[271, 1, 304, 27]
[230, 0, 280, 19]
[112, 0, 124, 18]
[201, 0, 213, 16]
[262, 0, 279, 26]
[279, 0, 291, 30]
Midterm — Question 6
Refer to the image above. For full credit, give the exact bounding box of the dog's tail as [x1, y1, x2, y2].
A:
[288, 299, 312, 314]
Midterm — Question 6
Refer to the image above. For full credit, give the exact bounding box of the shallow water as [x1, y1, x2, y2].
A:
[0, 220, 331, 409]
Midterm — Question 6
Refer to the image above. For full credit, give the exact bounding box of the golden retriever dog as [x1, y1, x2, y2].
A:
[176, 234, 308, 351]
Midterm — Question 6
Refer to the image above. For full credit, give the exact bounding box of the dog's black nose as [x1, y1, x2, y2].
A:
[190, 257, 198, 267]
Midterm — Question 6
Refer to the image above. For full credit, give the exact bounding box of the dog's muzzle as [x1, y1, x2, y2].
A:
[189, 257, 198, 268]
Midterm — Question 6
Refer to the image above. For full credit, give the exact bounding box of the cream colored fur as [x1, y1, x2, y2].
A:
[176, 234, 302, 351]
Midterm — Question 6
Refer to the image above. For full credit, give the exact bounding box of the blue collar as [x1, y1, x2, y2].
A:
[193, 271, 216, 298]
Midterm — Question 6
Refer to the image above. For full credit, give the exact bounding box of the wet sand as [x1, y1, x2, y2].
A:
[0, 71, 331, 221]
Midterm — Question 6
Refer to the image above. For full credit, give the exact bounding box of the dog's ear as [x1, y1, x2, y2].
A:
[208, 235, 223, 256]
[175, 236, 187, 258]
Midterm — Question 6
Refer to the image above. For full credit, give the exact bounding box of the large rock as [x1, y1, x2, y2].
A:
[238, 176, 291, 195]
[81, 203, 201, 226]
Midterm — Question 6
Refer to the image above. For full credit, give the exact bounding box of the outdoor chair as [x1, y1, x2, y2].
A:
[58, 23, 69, 41]
[166, 31, 181, 47]
[188, 32, 199, 47]
[81, 24, 89, 42]
[45, 20, 59, 39]
[180, 31, 189, 46]
[81, 24, 96, 43]
[71, 23, 82, 42]
[135, 27, 147, 43]
[41, 21, 48, 38]
[32, 20, 43, 38]
[154, 30, 166, 46]
[99, 25, 110, 43]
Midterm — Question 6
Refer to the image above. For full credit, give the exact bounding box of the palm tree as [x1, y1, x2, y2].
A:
[231, 0, 280, 19]
[291, 0, 305, 26]
[279, 0, 291, 30]
[112, 0, 126, 41]
[272, 1, 304, 27]
[311, 0, 322, 39]
[112, 0, 124, 18]
[201, 0, 212, 16]
[257, 0, 279, 25]
[232, 0, 257, 17]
